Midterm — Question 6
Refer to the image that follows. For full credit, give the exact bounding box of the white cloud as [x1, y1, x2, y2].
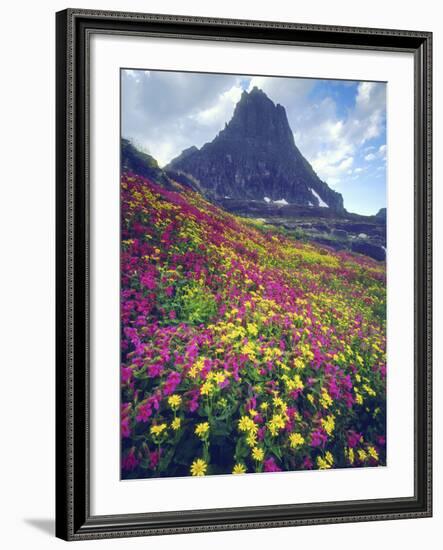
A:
[289, 81, 386, 186]
[121, 70, 243, 165]
[191, 85, 243, 127]
[378, 144, 387, 161]
[365, 153, 376, 161]
[246, 76, 315, 107]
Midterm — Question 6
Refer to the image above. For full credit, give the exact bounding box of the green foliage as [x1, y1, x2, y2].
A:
[178, 281, 217, 324]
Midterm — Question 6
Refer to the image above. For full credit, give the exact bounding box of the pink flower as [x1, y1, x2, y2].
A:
[187, 389, 200, 412]
[122, 448, 138, 471]
[135, 402, 152, 423]
[150, 449, 161, 469]
[148, 363, 163, 378]
[140, 273, 156, 290]
[264, 457, 282, 472]
[121, 416, 131, 438]
[347, 430, 362, 448]
[121, 366, 132, 384]
[310, 428, 328, 448]
[163, 371, 181, 395]
[257, 426, 266, 441]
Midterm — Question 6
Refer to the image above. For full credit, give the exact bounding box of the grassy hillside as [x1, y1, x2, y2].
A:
[121, 172, 386, 478]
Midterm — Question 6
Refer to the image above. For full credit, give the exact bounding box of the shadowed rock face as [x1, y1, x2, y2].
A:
[121, 138, 175, 190]
[166, 87, 344, 213]
[375, 207, 387, 221]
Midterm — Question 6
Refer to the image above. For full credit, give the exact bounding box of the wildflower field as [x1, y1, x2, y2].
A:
[121, 173, 386, 479]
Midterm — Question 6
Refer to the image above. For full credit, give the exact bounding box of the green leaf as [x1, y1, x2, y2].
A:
[234, 438, 249, 461]
[211, 420, 231, 437]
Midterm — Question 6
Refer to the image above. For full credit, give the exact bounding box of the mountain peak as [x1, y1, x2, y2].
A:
[166, 90, 344, 212]
[220, 87, 294, 146]
[243, 86, 269, 99]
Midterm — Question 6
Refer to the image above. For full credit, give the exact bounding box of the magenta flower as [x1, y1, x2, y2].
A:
[147, 363, 163, 378]
[121, 416, 131, 438]
[122, 448, 138, 471]
[347, 430, 362, 448]
[310, 428, 328, 448]
[163, 371, 181, 395]
[149, 449, 161, 469]
[135, 402, 152, 423]
[264, 457, 282, 472]
[121, 366, 132, 385]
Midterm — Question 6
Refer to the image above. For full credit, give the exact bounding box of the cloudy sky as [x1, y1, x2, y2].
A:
[121, 69, 386, 215]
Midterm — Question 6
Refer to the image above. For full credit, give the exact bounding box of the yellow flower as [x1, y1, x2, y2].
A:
[150, 423, 167, 437]
[213, 372, 226, 384]
[307, 393, 315, 405]
[246, 431, 258, 447]
[272, 397, 288, 412]
[200, 381, 215, 396]
[283, 373, 304, 391]
[260, 402, 269, 411]
[368, 446, 379, 460]
[195, 422, 210, 438]
[347, 447, 355, 465]
[358, 449, 368, 462]
[289, 432, 305, 448]
[267, 413, 286, 436]
[168, 394, 182, 409]
[241, 341, 257, 359]
[188, 365, 199, 378]
[190, 458, 207, 476]
[325, 451, 334, 466]
[293, 357, 305, 370]
[247, 323, 258, 336]
[232, 463, 247, 474]
[252, 447, 264, 462]
[319, 388, 333, 408]
[363, 384, 377, 397]
[189, 357, 206, 378]
[320, 415, 335, 436]
[317, 455, 332, 470]
[171, 417, 181, 431]
[249, 409, 258, 417]
[238, 416, 256, 433]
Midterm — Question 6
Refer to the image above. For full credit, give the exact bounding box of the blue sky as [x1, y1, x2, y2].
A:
[122, 70, 386, 215]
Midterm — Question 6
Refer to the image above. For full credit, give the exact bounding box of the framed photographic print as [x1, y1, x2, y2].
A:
[55, 8, 432, 541]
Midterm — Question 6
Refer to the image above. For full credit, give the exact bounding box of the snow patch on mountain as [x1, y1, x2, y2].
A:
[310, 188, 329, 208]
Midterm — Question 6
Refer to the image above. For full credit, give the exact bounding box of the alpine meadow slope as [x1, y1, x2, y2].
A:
[120, 169, 387, 479]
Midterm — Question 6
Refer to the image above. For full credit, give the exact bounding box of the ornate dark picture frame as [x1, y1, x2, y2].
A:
[55, 8, 432, 541]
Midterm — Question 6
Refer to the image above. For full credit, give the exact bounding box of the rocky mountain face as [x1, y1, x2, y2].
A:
[375, 207, 387, 221]
[166, 87, 344, 213]
[121, 138, 175, 190]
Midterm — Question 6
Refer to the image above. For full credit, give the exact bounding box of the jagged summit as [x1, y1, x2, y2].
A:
[217, 87, 295, 146]
[166, 88, 344, 212]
